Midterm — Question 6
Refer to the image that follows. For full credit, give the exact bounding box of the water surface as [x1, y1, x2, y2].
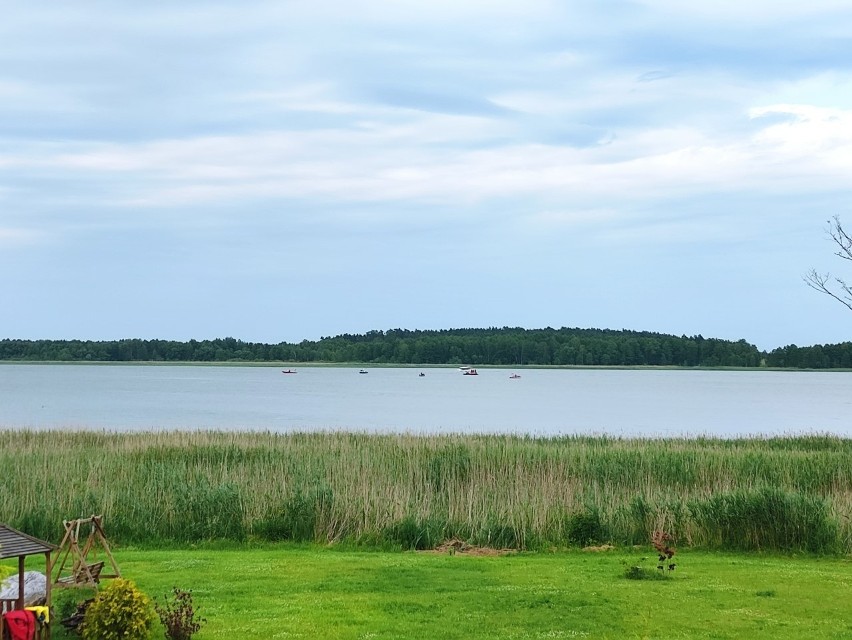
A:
[0, 364, 849, 436]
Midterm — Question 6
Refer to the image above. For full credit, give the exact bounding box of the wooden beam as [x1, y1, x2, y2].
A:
[17, 556, 24, 609]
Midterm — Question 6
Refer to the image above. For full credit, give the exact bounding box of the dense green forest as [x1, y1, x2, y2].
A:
[0, 326, 849, 368]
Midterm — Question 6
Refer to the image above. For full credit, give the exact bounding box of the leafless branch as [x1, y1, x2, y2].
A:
[804, 216, 852, 311]
[803, 268, 852, 312]
[827, 215, 852, 262]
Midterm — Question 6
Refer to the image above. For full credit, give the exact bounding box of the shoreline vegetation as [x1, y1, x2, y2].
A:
[2, 326, 852, 368]
[3, 361, 852, 372]
[3, 430, 849, 554]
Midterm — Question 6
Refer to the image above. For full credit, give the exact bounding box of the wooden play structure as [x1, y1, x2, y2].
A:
[0, 523, 56, 640]
[52, 516, 121, 588]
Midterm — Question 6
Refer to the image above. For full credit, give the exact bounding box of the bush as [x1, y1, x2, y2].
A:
[623, 564, 669, 581]
[566, 507, 606, 547]
[385, 516, 444, 550]
[155, 587, 206, 640]
[81, 578, 155, 640]
[53, 586, 98, 623]
[256, 488, 333, 542]
[471, 519, 528, 549]
[693, 487, 839, 552]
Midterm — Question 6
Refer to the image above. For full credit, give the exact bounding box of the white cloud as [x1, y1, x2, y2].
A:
[6, 99, 847, 217]
[634, 0, 852, 22]
[0, 228, 44, 248]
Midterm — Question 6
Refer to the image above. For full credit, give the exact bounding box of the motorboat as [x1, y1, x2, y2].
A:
[418, 372, 426, 377]
[281, 369, 297, 374]
[509, 373, 521, 379]
[359, 369, 368, 374]
[463, 369, 478, 376]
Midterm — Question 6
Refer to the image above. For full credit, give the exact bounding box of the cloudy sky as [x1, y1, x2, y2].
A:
[2, 1, 852, 350]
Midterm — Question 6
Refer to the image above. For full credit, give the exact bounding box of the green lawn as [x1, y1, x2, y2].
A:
[47, 546, 852, 639]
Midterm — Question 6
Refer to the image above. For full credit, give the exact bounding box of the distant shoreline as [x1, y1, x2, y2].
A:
[1, 360, 851, 372]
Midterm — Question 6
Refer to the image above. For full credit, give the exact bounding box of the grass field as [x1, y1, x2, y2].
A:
[42, 545, 852, 639]
[2, 430, 850, 552]
[3, 430, 850, 637]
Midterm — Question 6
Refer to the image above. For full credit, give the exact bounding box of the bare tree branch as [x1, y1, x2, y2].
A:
[805, 217, 852, 311]
[803, 269, 852, 312]
[828, 215, 852, 262]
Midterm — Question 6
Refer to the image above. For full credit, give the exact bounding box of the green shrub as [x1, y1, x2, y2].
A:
[81, 578, 155, 640]
[566, 506, 606, 547]
[385, 516, 444, 550]
[256, 488, 333, 542]
[623, 564, 669, 581]
[471, 519, 527, 549]
[53, 586, 98, 622]
[693, 487, 838, 552]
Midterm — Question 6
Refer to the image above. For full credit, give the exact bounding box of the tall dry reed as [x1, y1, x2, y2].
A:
[0, 430, 848, 552]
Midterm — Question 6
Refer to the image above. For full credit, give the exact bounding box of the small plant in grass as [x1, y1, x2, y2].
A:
[652, 530, 676, 572]
[155, 587, 206, 640]
[80, 578, 155, 640]
[623, 531, 678, 581]
[623, 561, 669, 581]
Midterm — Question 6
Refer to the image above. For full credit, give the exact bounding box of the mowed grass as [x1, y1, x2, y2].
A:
[49, 546, 852, 639]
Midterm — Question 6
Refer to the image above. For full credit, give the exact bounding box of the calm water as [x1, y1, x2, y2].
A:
[0, 364, 850, 437]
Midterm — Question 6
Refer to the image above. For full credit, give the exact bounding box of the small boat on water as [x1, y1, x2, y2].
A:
[459, 366, 471, 371]
[359, 369, 368, 374]
[281, 369, 297, 374]
[509, 373, 521, 379]
[463, 369, 478, 376]
[418, 372, 426, 377]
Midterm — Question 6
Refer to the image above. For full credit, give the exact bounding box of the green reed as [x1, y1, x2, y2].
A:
[0, 430, 849, 552]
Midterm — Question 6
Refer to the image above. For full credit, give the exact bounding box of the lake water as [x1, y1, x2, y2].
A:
[0, 364, 850, 437]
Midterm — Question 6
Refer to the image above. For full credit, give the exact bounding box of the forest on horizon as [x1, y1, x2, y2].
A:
[1, 327, 849, 368]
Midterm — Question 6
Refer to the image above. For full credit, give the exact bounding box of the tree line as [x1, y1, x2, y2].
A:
[0, 326, 845, 368]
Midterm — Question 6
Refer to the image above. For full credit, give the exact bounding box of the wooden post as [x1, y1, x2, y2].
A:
[17, 556, 25, 609]
[45, 550, 52, 640]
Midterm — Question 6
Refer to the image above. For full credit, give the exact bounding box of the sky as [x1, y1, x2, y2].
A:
[2, 1, 852, 351]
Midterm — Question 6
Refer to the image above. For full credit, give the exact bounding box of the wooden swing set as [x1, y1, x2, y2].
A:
[51, 516, 121, 588]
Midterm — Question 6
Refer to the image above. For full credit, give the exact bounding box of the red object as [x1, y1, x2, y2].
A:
[3, 610, 36, 640]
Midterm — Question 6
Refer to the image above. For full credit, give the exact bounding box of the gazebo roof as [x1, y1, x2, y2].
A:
[0, 524, 56, 559]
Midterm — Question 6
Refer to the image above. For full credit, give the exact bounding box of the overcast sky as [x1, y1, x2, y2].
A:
[2, 1, 852, 350]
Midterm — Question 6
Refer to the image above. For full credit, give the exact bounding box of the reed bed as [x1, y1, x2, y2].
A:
[1, 430, 849, 552]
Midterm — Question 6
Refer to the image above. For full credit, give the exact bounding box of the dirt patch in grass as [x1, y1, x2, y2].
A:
[424, 538, 515, 557]
[582, 544, 616, 552]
